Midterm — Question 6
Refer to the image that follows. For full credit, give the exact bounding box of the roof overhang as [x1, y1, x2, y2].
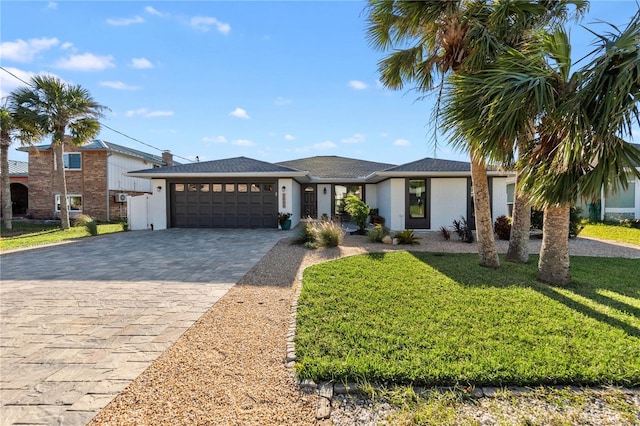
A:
[376, 170, 515, 178]
[127, 171, 309, 179]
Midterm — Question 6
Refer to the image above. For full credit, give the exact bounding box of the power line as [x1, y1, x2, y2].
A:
[0, 66, 195, 164]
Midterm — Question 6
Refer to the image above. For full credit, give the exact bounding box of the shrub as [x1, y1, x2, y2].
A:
[394, 229, 420, 245]
[452, 216, 474, 243]
[343, 194, 370, 231]
[494, 215, 512, 240]
[531, 207, 584, 238]
[74, 214, 98, 236]
[278, 212, 292, 227]
[439, 225, 451, 241]
[620, 219, 640, 229]
[292, 222, 317, 246]
[367, 224, 390, 242]
[315, 221, 344, 248]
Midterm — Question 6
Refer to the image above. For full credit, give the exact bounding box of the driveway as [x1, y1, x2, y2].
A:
[0, 228, 284, 426]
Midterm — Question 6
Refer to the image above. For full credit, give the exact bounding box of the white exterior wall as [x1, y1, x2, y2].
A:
[108, 153, 156, 192]
[317, 184, 332, 219]
[365, 184, 378, 209]
[377, 178, 405, 231]
[148, 178, 167, 230]
[430, 178, 468, 231]
[491, 177, 508, 222]
[291, 180, 301, 227]
[278, 178, 301, 228]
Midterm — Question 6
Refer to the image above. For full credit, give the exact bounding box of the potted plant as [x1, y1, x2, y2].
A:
[278, 212, 292, 230]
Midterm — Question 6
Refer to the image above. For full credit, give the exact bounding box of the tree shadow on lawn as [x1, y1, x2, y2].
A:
[409, 252, 640, 338]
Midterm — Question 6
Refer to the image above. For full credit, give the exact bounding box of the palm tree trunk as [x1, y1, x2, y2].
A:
[54, 143, 71, 229]
[506, 171, 531, 263]
[470, 154, 500, 268]
[537, 203, 571, 285]
[1, 140, 12, 230]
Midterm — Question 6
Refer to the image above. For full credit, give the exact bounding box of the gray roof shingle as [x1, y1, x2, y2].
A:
[276, 156, 396, 179]
[383, 157, 471, 173]
[130, 156, 301, 174]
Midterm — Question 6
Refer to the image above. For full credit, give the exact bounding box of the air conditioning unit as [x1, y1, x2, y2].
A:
[115, 193, 128, 203]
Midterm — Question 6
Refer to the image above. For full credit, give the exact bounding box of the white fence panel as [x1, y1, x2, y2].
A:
[127, 194, 150, 230]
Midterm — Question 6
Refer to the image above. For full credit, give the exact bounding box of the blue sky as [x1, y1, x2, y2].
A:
[2, 1, 639, 166]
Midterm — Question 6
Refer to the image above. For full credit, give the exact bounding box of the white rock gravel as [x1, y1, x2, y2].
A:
[89, 232, 639, 425]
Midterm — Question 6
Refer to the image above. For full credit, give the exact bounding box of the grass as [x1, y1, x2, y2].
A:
[295, 252, 640, 387]
[1, 222, 124, 251]
[580, 222, 640, 246]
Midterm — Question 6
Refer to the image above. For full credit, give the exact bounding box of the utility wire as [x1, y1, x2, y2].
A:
[1, 66, 195, 164]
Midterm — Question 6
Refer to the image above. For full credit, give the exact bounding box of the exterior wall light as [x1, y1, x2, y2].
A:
[281, 186, 286, 192]
[156, 186, 162, 192]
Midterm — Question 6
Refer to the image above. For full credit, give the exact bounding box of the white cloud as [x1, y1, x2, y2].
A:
[100, 81, 141, 90]
[393, 138, 411, 147]
[0, 67, 36, 98]
[274, 96, 292, 106]
[106, 16, 145, 26]
[145, 6, 164, 17]
[54, 53, 115, 71]
[0, 37, 59, 63]
[284, 134, 296, 141]
[190, 16, 231, 34]
[313, 141, 337, 150]
[232, 139, 256, 147]
[47, 2, 57, 10]
[348, 80, 368, 90]
[203, 136, 227, 143]
[131, 57, 153, 69]
[61, 42, 74, 51]
[126, 108, 173, 118]
[229, 107, 250, 119]
[341, 133, 365, 144]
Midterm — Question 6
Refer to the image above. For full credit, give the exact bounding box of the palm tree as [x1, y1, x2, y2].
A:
[443, 11, 640, 285]
[365, 0, 586, 268]
[0, 104, 18, 229]
[9, 76, 106, 229]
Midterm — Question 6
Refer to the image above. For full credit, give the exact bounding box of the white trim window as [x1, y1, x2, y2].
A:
[54, 152, 82, 170]
[55, 194, 83, 212]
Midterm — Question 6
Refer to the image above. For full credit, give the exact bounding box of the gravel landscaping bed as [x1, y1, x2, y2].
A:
[90, 232, 639, 425]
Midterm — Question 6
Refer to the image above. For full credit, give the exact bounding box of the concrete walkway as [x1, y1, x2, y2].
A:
[0, 229, 285, 426]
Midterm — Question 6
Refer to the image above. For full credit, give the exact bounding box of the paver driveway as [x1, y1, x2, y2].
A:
[0, 228, 284, 426]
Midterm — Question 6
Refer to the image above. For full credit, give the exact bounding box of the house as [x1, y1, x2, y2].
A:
[127, 155, 511, 231]
[17, 139, 172, 222]
[0, 160, 29, 216]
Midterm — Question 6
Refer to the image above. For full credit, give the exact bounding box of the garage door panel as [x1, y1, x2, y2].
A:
[171, 181, 277, 228]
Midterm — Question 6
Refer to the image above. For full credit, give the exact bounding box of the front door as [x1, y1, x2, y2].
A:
[405, 178, 430, 229]
[301, 184, 317, 219]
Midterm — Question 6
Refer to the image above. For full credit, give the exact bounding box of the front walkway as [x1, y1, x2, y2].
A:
[0, 229, 284, 426]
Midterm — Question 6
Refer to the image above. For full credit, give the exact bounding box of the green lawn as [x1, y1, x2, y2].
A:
[0, 223, 124, 251]
[580, 222, 640, 246]
[295, 252, 640, 387]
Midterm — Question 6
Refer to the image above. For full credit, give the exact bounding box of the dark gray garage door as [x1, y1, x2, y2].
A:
[170, 182, 277, 228]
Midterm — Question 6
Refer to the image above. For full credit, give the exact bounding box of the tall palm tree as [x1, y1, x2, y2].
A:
[365, 0, 586, 268]
[9, 76, 106, 229]
[443, 11, 640, 285]
[0, 104, 18, 229]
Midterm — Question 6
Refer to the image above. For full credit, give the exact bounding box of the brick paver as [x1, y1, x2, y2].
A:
[0, 228, 284, 425]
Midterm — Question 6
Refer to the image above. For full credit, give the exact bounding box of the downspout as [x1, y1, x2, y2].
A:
[106, 152, 112, 222]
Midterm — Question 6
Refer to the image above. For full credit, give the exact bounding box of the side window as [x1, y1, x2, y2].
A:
[63, 153, 82, 170]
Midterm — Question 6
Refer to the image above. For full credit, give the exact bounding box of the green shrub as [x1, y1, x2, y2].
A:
[315, 221, 344, 247]
[74, 214, 98, 236]
[343, 194, 370, 231]
[292, 222, 317, 245]
[367, 224, 390, 242]
[494, 215, 512, 240]
[620, 219, 640, 229]
[452, 216, 474, 243]
[532, 207, 584, 238]
[394, 229, 420, 245]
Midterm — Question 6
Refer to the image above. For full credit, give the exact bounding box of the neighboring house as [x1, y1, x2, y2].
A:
[17, 139, 172, 222]
[127, 155, 511, 231]
[0, 160, 29, 216]
[506, 142, 640, 221]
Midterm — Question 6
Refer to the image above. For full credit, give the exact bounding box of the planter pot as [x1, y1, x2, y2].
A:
[280, 219, 292, 230]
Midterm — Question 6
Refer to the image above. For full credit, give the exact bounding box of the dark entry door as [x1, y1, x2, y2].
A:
[405, 178, 430, 229]
[301, 185, 317, 218]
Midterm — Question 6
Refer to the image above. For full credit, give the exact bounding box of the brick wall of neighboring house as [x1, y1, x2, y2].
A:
[26, 143, 110, 221]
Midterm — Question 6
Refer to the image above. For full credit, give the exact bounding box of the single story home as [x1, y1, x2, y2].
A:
[127, 155, 511, 231]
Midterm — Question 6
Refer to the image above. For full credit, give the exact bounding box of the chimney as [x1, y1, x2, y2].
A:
[162, 150, 173, 166]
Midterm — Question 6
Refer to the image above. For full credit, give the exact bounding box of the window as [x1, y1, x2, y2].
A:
[55, 194, 82, 212]
[506, 183, 515, 216]
[408, 180, 426, 218]
[174, 184, 185, 192]
[334, 184, 363, 215]
[63, 153, 81, 170]
[606, 181, 635, 208]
